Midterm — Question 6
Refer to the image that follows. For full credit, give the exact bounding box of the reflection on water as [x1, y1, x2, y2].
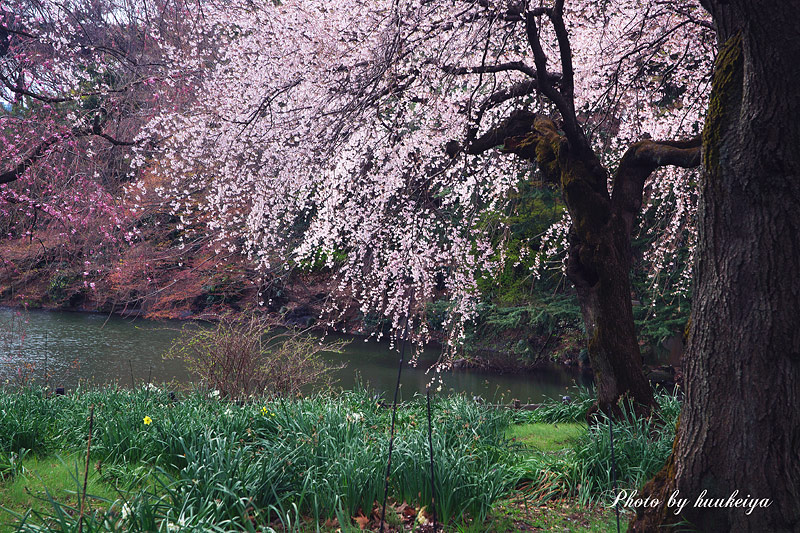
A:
[0, 307, 592, 403]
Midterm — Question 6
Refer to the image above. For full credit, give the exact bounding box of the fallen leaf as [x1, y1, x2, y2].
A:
[353, 513, 369, 530]
[401, 504, 417, 521]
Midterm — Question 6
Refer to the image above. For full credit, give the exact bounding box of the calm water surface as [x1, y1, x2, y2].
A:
[0, 307, 592, 403]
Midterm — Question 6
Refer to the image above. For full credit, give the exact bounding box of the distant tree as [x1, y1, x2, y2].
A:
[140, 0, 714, 413]
[631, 1, 800, 530]
[0, 1, 193, 252]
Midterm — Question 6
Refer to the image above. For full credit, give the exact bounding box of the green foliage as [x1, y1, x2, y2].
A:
[457, 293, 582, 359]
[633, 296, 690, 349]
[476, 183, 565, 304]
[200, 267, 248, 306]
[433, 178, 588, 361]
[0, 386, 517, 530]
[0, 391, 52, 453]
[0, 385, 680, 530]
[630, 180, 694, 349]
[0, 454, 118, 528]
[567, 405, 677, 504]
[391, 396, 517, 523]
[47, 273, 77, 303]
[512, 386, 597, 424]
[0, 448, 28, 482]
[515, 389, 681, 505]
[481, 294, 581, 336]
[296, 248, 348, 272]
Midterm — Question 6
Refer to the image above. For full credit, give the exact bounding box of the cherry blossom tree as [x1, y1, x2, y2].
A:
[0, 1, 221, 313]
[139, 0, 714, 413]
[0, 1, 196, 259]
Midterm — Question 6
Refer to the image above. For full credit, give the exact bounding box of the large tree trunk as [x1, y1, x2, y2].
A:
[567, 219, 654, 418]
[472, 105, 700, 417]
[631, 2, 800, 531]
[502, 115, 658, 416]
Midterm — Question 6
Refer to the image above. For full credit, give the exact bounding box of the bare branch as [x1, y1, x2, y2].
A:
[549, 0, 575, 105]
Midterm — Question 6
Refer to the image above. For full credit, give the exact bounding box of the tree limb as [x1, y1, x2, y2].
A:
[550, 0, 575, 106]
[0, 119, 136, 184]
[611, 136, 702, 236]
[524, 6, 589, 157]
[465, 109, 538, 155]
[0, 73, 73, 103]
[443, 61, 537, 78]
[0, 135, 62, 184]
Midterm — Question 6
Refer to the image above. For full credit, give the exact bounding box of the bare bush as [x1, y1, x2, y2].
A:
[165, 313, 347, 399]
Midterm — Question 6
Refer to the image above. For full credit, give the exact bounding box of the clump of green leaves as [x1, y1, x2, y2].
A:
[516, 389, 681, 505]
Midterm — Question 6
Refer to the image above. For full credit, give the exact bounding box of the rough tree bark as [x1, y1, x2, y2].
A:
[630, 1, 800, 531]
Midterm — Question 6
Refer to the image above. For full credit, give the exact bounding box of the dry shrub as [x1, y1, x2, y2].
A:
[165, 313, 346, 399]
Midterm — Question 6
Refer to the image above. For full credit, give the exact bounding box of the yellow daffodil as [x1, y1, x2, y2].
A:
[143, 416, 152, 425]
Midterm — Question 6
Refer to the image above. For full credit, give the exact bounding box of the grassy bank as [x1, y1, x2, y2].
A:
[0, 386, 678, 531]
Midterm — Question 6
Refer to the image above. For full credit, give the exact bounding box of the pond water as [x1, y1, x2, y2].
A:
[0, 307, 592, 403]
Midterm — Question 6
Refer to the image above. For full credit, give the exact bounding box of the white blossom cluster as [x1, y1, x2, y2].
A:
[136, 0, 713, 350]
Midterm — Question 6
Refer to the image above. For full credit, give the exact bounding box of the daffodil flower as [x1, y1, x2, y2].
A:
[143, 416, 152, 425]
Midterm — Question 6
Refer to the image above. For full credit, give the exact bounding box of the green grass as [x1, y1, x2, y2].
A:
[506, 423, 585, 452]
[0, 455, 119, 532]
[0, 386, 679, 531]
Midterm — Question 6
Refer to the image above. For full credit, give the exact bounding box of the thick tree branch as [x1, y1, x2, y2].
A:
[0, 25, 35, 40]
[1, 70, 156, 105]
[93, 131, 135, 146]
[504, 4, 549, 21]
[447, 81, 542, 155]
[464, 109, 538, 155]
[524, 6, 590, 158]
[443, 61, 537, 78]
[611, 136, 702, 236]
[0, 135, 62, 184]
[655, 1, 715, 31]
[481, 79, 540, 109]
[0, 118, 135, 184]
[91, 111, 137, 146]
[550, 0, 575, 106]
[0, 73, 73, 103]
